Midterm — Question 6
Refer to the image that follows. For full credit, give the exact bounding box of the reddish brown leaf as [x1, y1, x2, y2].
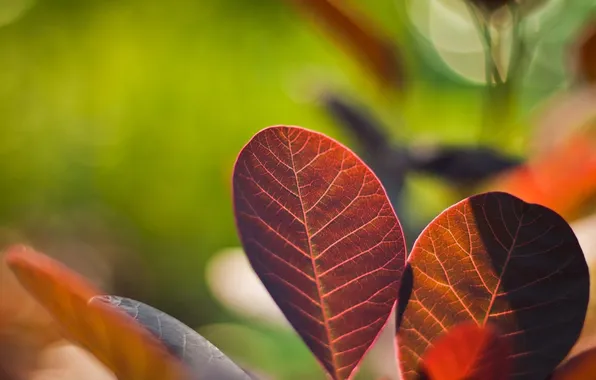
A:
[420, 322, 510, 380]
[396, 192, 589, 380]
[284, 0, 404, 89]
[233, 126, 407, 380]
[552, 347, 596, 379]
[488, 135, 596, 221]
[4, 245, 190, 380]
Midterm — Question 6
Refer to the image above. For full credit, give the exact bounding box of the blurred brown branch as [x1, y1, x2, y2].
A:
[284, 0, 405, 90]
[577, 21, 596, 85]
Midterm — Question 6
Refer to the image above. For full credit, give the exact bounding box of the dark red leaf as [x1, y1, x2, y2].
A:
[4, 245, 190, 380]
[420, 322, 510, 380]
[396, 192, 589, 380]
[233, 126, 407, 380]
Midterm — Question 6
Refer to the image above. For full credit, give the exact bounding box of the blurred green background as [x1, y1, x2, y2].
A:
[1, 0, 595, 378]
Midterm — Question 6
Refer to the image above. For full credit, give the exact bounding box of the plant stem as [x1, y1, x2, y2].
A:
[467, 3, 524, 145]
[465, 3, 494, 86]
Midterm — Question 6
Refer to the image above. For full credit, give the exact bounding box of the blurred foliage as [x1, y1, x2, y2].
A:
[1, 0, 596, 378]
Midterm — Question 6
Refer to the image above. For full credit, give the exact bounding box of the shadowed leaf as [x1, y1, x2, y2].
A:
[409, 146, 521, 186]
[4, 245, 190, 380]
[91, 295, 252, 380]
[284, 0, 404, 89]
[552, 347, 596, 379]
[233, 126, 407, 380]
[419, 322, 510, 380]
[396, 192, 589, 380]
[323, 94, 520, 187]
[322, 94, 391, 153]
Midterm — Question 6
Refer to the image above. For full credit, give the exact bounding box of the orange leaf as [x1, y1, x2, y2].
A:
[396, 192, 589, 379]
[419, 322, 510, 380]
[552, 347, 596, 380]
[285, 0, 404, 89]
[487, 135, 596, 221]
[4, 245, 190, 380]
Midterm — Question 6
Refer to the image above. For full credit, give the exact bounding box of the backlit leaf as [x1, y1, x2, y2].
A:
[233, 126, 407, 380]
[321, 94, 413, 239]
[420, 322, 510, 380]
[551, 347, 596, 379]
[396, 192, 589, 380]
[4, 245, 190, 380]
[92, 295, 252, 380]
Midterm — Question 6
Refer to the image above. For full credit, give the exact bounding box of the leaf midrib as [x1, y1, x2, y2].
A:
[286, 132, 339, 378]
[482, 207, 524, 326]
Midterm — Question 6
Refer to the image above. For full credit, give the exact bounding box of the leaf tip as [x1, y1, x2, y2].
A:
[3, 244, 46, 273]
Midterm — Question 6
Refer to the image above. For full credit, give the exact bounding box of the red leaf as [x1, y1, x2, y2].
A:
[284, 0, 404, 89]
[4, 245, 190, 380]
[551, 347, 596, 379]
[420, 322, 510, 380]
[396, 192, 589, 380]
[233, 126, 407, 380]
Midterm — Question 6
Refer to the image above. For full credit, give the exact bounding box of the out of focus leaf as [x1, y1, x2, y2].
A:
[323, 94, 520, 186]
[233, 126, 406, 380]
[487, 134, 596, 221]
[397, 192, 589, 380]
[322, 94, 392, 152]
[0, 246, 61, 380]
[407, 145, 522, 185]
[4, 245, 190, 380]
[419, 322, 510, 380]
[284, 0, 404, 89]
[565, 213, 596, 360]
[92, 295, 252, 380]
[530, 88, 596, 156]
[552, 347, 596, 379]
